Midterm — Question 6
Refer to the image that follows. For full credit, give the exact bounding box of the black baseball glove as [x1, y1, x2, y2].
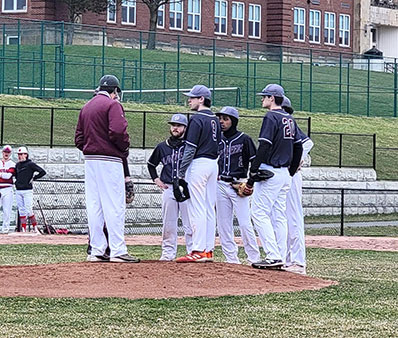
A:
[125, 180, 135, 204]
[173, 178, 190, 202]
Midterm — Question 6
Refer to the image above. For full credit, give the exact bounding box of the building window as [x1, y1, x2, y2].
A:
[339, 14, 350, 47]
[215, 0, 227, 35]
[107, 0, 116, 23]
[2, 0, 27, 12]
[6, 36, 19, 45]
[248, 4, 261, 38]
[157, 4, 165, 28]
[170, 1, 183, 30]
[309, 10, 320, 43]
[294, 8, 305, 41]
[122, 0, 136, 25]
[232, 2, 244, 36]
[324, 12, 335, 45]
[187, 0, 201, 32]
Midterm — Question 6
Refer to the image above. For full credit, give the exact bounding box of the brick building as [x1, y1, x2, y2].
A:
[0, 0, 354, 53]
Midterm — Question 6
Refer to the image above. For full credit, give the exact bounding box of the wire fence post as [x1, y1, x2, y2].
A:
[346, 62, 350, 114]
[300, 61, 303, 111]
[139, 32, 143, 101]
[17, 20, 20, 91]
[309, 49, 313, 112]
[0, 106, 4, 145]
[340, 189, 345, 236]
[50, 107, 54, 148]
[394, 58, 397, 118]
[142, 111, 146, 149]
[279, 46, 283, 85]
[212, 38, 216, 106]
[253, 62, 257, 108]
[307, 116, 312, 137]
[176, 35, 180, 104]
[339, 133, 343, 167]
[373, 133, 377, 170]
[163, 62, 167, 104]
[40, 21, 44, 98]
[101, 27, 105, 76]
[0, 24, 5, 94]
[339, 53, 342, 114]
[367, 57, 370, 117]
[246, 42, 250, 109]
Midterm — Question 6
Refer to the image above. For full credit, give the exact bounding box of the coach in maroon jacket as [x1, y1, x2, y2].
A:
[75, 75, 140, 263]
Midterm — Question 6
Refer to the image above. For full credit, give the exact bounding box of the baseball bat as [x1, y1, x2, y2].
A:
[37, 200, 51, 235]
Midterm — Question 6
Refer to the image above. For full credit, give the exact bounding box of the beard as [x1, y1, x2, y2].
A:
[170, 129, 184, 139]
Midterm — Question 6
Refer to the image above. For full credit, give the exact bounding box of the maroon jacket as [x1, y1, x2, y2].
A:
[75, 93, 130, 159]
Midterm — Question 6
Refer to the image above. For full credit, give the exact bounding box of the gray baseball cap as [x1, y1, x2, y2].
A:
[216, 106, 239, 120]
[256, 84, 285, 97]
[182, 85, 212, 99]
[168, 113, 188, 126]
[282, 96, 291, 108]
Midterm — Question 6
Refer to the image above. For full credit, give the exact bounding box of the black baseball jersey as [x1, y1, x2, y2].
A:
[258, 109, 302, 168]
[147, 139, 185, 184]
[184, 110, 221, 160]
[218, 131, 256, 179]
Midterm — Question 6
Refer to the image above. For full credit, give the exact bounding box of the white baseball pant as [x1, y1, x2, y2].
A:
[0, 187, 14, 230]
[15, 189, 34, 217]
[84, 157, 128, 258]
[216, 181, 260, 264]
[185, 157, 218, 253]
[286, 171, 306, 267]
[160, 184, 192, 260]
[251, 165, 291, 263]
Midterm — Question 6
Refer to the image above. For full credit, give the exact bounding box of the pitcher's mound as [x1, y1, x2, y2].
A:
[0, 261, 336, 299]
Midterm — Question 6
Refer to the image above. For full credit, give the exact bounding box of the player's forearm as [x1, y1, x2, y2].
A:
[250, 142, 271, 172]
[178, 144, 196, 178]
[147, 164, 158, 181]
[289, 142, 303, 176]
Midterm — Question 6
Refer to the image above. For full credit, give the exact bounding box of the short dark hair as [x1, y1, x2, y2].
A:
[203, 98, 212, 108]
[283, 106, 294, 115]
[274, 96, 283, 106]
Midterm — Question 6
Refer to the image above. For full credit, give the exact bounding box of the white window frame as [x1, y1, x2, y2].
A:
[294, 7, 305, 42]
[309, 10, 320, 44]
[121, 0, 136, 25]
[324, 12, 335, 45]
[232, 2, 244, 37]
[248, 4, 261, 39]
[169, 1, 183, 31]
[2, 0, 27, 13]
[214, 0, 228, 35]
[339, 14, 350, 47]
[187, 0, 201, 32]
[157, 4, 165, 29]
[107, 0, 117, 24]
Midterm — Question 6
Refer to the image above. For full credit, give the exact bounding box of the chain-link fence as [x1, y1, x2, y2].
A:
[0, 180, 389, 237]
[0, 18, 398, 116]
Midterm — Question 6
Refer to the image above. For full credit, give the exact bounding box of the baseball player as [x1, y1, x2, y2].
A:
[147, 113, 193, 260]
[15, 146, 46, 233]
[215, 106, 260, 264]
[250, 84, 303, 270]
[282, 96, 314, 275]
[175, 85, 221, 263]
[0, 145, 15, 234]
[75, 74, 139, 263]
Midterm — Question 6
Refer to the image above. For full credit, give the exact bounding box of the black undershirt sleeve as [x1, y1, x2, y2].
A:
[250, 141, 271, 173]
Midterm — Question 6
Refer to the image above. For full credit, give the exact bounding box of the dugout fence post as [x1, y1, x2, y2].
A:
[246, 42, 250, 109]
[50, 107, 54, 148]
[340, 189, 345, 236]
[142, 111, 146, 149]
[307, 116, 312, 137]
[339, 53, 342, 114]
[0, 106, 4, 145]
[367, 57, 370, 117]
[338, 133, 343, 168]
[309, 50, 313, 112]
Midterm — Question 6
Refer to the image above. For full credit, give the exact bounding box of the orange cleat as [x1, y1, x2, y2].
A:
[176, 251, 208, 263]
[206, 251, 214, 262]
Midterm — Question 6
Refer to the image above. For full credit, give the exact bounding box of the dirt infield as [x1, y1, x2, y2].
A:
[0, 233, 395, 299]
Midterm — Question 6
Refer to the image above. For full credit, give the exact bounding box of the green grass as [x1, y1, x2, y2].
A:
[0, 244, 396, 337]
[1, 94, 398, 179]
[2, 44, 398, 116]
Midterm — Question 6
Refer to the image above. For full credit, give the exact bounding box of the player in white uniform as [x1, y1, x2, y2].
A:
[216, 107, 260, 264]
[250, 84, 303, 270]
[0, 145, 15, 234]
[176, 85, 221, 263]
[282, 96, 314, 275]
[147, 114, 193, 260]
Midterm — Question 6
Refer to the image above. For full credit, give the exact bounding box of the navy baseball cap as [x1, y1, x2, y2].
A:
[168, 113, 188, 126]
[216, 106, 239, 120]
[282, 96, 291, 108]
[183, 85, 212, 99]
[256, 84, 285, 97]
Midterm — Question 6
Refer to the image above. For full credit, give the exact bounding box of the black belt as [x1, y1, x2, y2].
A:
[219, 176, 237, 183]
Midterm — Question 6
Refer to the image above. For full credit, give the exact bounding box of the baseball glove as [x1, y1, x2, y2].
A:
[173, 178, 190, 202]
[125, 180, 135, 204]
[250, 169, 274, 182]
[231, 182, 253, 197]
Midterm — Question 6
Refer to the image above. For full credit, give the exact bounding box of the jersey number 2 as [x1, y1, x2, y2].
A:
[282, 117, 295, 139]
[211, 120, 217, 142]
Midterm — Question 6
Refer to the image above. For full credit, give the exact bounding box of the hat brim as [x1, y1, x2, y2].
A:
[168, 121, 187, 126]
[256, 92, 271, 96]
[2, 150, 11, 153]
